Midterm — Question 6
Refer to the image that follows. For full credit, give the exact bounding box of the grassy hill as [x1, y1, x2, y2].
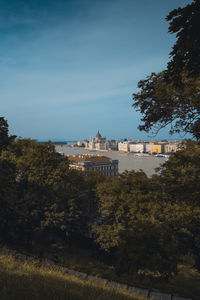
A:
[0, 253, 147, 300]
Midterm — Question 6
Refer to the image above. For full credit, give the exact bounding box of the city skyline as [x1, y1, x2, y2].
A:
[0, 0, 192, 141]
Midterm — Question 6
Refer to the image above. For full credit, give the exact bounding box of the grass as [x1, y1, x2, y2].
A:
[0, 253, 147, 300]
[162, 263, 200, 300]
[6, 241, 200, 300]
[24, 243, 199, 300]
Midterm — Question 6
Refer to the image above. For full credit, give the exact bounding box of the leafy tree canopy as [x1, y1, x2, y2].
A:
[159, 140, 200, 205]
[1, 136, 103, 243]
[166, 0, 200, 81]
[93, 171, 182, 279]
[133, 0, 200, 139]
[0, 117, 16, 153]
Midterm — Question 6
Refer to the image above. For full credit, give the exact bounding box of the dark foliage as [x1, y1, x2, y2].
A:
[133, 0, 200, 139]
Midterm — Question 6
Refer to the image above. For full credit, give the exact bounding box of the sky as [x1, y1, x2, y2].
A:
[0, 0, 192, 141]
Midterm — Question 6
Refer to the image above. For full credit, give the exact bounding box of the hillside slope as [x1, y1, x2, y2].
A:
[0, 253, 146, 300]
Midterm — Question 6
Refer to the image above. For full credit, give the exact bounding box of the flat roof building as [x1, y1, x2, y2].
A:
[129, 143, 144, 153]
[68, 155, 118, 176]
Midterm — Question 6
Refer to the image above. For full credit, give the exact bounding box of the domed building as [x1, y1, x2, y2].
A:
[87, 131, 107, 150]
[85, 131, 118, 151]
[95, 130, 102, 141]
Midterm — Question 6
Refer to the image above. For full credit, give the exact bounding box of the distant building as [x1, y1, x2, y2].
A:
[68, 155, 118, 176]
[152, 144, 165, 154]
[85, 131, 118, 151]
[77, 140, 88, 147]
[145, 143, 154, 154]
[77, 133, 182, 155]
[118, 141, 130, 152]
[107, 140, 118, 150]
[129, 143, 144, 153]
[164, 142, 180, 153]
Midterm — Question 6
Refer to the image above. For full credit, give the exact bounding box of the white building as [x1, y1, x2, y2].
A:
[118, 141, 130, 152]
[85, 131, 118, 151]
[88, 138, 96, 150]
[129, 143, 144, 153]
[86, 131, 107, 150]
[95, 141, 108, 150]
[145, 143, 154, 154]
[77, 141, 88, 147]
[164, 142, 180, 153]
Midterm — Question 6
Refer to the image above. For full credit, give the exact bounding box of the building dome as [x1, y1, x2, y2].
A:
[96, 130, 102, 139]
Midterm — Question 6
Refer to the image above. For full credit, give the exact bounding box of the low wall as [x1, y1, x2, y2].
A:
[0, 246, 192, 300]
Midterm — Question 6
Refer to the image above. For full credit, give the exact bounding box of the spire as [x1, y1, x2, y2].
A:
[96, 130, 102, 139]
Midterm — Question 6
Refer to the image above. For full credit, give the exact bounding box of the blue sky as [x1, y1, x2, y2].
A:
[0, 0, 191, 141]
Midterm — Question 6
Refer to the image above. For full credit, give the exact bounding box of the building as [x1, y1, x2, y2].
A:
[152, 144, 164, 154]
[118, 141, 130, 152]
[68, 155, 118, 176]
[129, 143, 144, 153]
[107, 140, 118, 150]
[145, 143, 154, 154]
[86, 131, 107, 150]
[164, 142, 180, 153]
[77, 140, 88, 147]
[85, 131, 118, 151]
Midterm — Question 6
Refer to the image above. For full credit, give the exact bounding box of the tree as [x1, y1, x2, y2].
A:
[93, 171, 180, 279]
[0, 118, 18, 241]
[0, 117, 15, 153]
[2, 137, 102, 247]
[159, 140, 200, 205]
[1, 138, 70, 245]
[42, 169, 105, 243]
[116, 221, 179, 280]
[158, 141, 200, 271]
[133, 0, 200, 139]
[166, 0, 200, 82]
[0, 158, 18, 242]
[0, 117, 9, 153]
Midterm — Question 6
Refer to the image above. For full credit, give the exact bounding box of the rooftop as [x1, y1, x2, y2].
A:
[96, 130, 102, 139]
[68, 155, 111, 163]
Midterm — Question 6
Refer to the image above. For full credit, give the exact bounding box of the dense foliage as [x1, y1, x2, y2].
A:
[133, 0, 200, 139]
[0, 119, 103, 248]
[93, 162, 200, 279]
[1, 117, 200, 282]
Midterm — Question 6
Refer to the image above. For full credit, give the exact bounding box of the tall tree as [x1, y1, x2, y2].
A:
[158, 141, 200, 271]
[93, 171, 180, 279]
[0, 117, 14, 153]
[0, 118, 18, 241]
[0, 158, 18, 242]
[2, 137, 102, 245]
[133, 0, 200, 139]
[166, 0, 200, 82]
[1, 138, 70, 244]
